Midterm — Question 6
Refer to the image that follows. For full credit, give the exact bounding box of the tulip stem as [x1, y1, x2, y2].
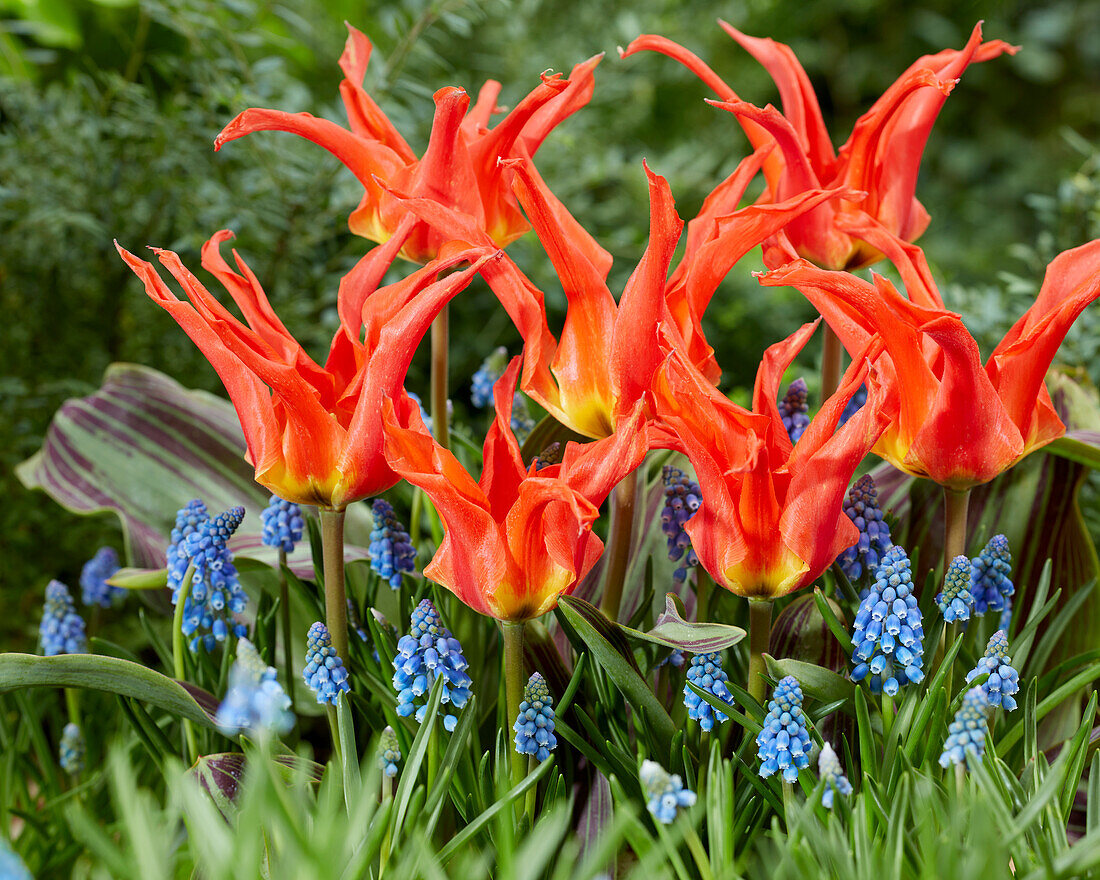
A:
[172, 560, 199, 763]
[502, 621, 527, 803]
[320, 507, 349, 665]
[277, 548, 296, 711]
[601, 469, 638, 622]
[431, 305, 450, 450]
[747, 599, 773, 705]
[820, 324, 843, 407]
[943, 487, 971, 570]
[696, 569, 714, 623]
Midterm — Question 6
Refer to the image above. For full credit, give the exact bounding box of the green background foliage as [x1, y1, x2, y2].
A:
[3, 0, 1100, 650]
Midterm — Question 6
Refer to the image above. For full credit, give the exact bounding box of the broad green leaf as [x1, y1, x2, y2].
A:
[0, 652, 220, 730]
[764, 655, 855, 706]
[620, 593, 746, 653]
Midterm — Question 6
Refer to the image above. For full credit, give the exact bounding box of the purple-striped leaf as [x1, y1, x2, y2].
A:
[15, 363, 368, 576]
[622, 593, 745, 653]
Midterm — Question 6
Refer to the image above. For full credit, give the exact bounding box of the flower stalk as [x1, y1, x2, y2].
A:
[172, 560, 199, 763]
[747, 599, 773, 704]
[600, 471, 638, 622]
[503, 621, 527, 795]
[820, 324, 843, 406]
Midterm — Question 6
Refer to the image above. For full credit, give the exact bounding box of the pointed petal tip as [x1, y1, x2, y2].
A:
[616, 45, 626, 58]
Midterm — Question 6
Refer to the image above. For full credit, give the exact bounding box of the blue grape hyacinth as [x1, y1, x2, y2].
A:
[303, 622, 351, 705]
[261, 496, 303, 554]
[757, 676, 812, 783]
[391, 599, 472, 732]
[471, 346, 509, 409]
[817, 742, 852, 809]
[169, 503, 248, 652]
[836, 474, 893, 582]
[80, 546, 124, 608]
[509, 393, 536, 445]
[939, 686, 991, 769]
[965, 630, 1020, 711]
[40, 580, 86, 656]
[640, 760, 696, 824]
[684, 652, 734, 732]
[777, 377, 810, 443]
[971, 535, 1015, 617]
[0, 836, 32, 880]
[513, 672, 558, 762]
[661, 465, 701, 583]
[379, 726, 401, 778]
[59, 723, 85, 775]
[370, 499, 417, 590]
[215, 638, 294, 736]
[850, 545, 925, 696]
[838, 384, 867, 427]
[936, 555, 975, 623]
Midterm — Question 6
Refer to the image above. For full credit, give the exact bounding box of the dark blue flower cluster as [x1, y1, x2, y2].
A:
[379, 726, 401, 778]
[215, 638, 294, 736]
[777, 377, 810, 443]
[59, 722, 85, 775]
[303, 622, 351, 705]
[369, 499, 417, 590]
[838, 384, 867, 427]
[684, 652, 734, 732]
[391, 599, 472, 732]
[661, 465, 701, 583]
[509, 393, 536, 444]
[939, 686, 990, 769]
[836, 474, 893, 582]
[850, 546, 925, 695]
[965, 630, 1020, 711]
[937, 555, 975, 623]
[471, 346, 509, 409]
[261, 495, 304, 554]
[40, 580, 86, 656]
[757, 675, 812, 782]
[817, 742, 852, 808]
[971, 535, 1014, 625]
[80, 546, 124, 608]
[640, 760, 696, 824]
[169, 503, 248, 652]
[513, 672, 558, 762]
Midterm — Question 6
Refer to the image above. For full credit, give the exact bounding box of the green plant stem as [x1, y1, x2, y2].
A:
[954, 762, 966, 798]
[820, 324, 843, 406]
[782, 780, 796, 828]
[64, 687, 81, 728]
[431, 305, 450, 450]
[600, 470, 638, 622]
[943, 622, 959, 698]
[427, 723, 439, 791]
[320, 507, 349, 665]
[277, 548, 296, 709]
[503, 621, 527, 797]
[524, 754, 538, 821]
[326, 703, 342, 765]
[171, 561, 199, 763]
[747, 599, 773, 705]
[696, 568, 714, 623]
[882, 694, 895, 741]
[380, 773, 393, 878]
[683, 824, 714, 880]
[943, 487, 971, 570]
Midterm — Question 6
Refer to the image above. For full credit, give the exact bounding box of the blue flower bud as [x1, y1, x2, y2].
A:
[40, 580, 86, 656]
[471, 346, 509, 409]
[836, 474, 893, 582]
[513, 672, 558, 762]
[261, 496, 304, 554]
[777, 378, 810, 444]
[939, 686, 991, 769]
[391, 599, 472, 732]
[59, 722, 85, 775]
[684, 652, 733, 732]
[80, 546, 124, 608]
[369, 499, 417, 590]
[850, 546, 924, 694]
[971, 535, 1015, 617]
[838, 384, 867, 427]
[817, 742, 852, 808]
[640, 759, 696, 824]
[215, 638, 294, 736]
[936, 555, 975, 623]
[757, 676, 812, 783]
[965, 630, 1020, 711]
[303, 622, 351, 705]
[379, 726, 402, 778]
[0, 835, 32, 880]
[661, 465, 701, 583]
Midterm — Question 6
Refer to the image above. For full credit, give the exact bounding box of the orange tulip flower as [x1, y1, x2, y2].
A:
[215, 23, 601, 264]
[651, 320, 892, 597]
[621, 22, 1017, 270]
[118, 231, 497, 509]
[382, 358, 649, 621]
[758, 221, 1100, 489]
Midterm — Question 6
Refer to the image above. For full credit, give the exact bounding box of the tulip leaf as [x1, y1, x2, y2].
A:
[15, 363, 370, 576]
[107, 567, 169, 590]
[0, 652, 220, 730]
[620, 593, 746, 653]
[764, 654, 855, 707]
[192, 752, 326, 818]
[557, 596, 676, 751]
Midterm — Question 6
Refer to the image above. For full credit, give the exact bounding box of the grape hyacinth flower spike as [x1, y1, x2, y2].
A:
[936, 555, 975, 623]
[965, 630, 1020, 711]
[472, 346, 509, 409]
[684, 652, 734, 732]
[391, 599, 472, 732]
[40, 581, 86, 656]
[640, 760, 696, 824]
[379, 726, 402, 778]
[303, 622, 351, 705]
[261, 496, 304, 553]
[661, 465, 701, 583]
[513, 672, 558, 762]
[0, 836, 32, 880]
[369, 499, 417, 590]
[836, 474, 893, 582]
[850, 545, 925, 695]
[757, 676, 812, 782]
[777, 377, 810, 443]
[59, 723, 85, 775]
[215, 638, 294, 736]
[817, 742, 852, 809]
[80, 546, 124, 608]
[971, 535, 1015, 620]
[939, 686, 991, 769]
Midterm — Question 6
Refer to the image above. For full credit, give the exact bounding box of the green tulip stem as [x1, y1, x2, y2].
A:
[431, 305, 450, 450]
[600, 469, 639, 622]
[172, 560, 199, 763]
[277, 548, 296, 710]
[748, 598, 774, 705]
[503, 620, 527, 799]
[820, 324, 844, 406]
[320, 507, 349, 665]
